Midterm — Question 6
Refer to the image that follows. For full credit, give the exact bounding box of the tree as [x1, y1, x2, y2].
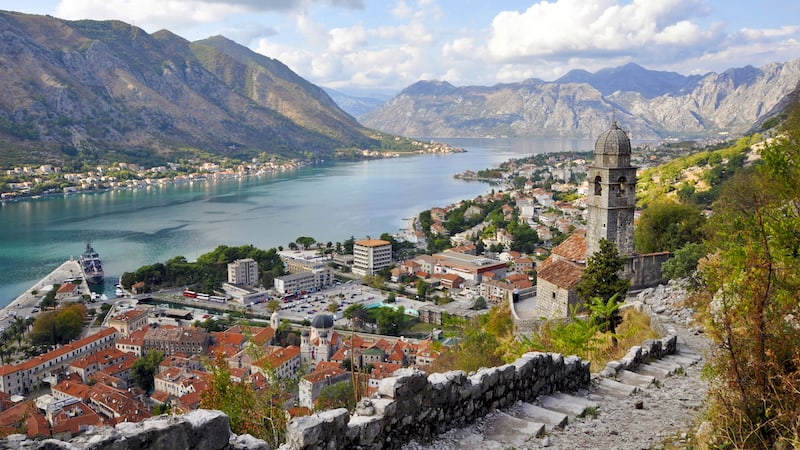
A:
[661, 242, 706, 280]
[295, 236, 316, 250]
[375, 306, 408, 336]
[576, 239, 630, 303]
[472, 296, 487, 310]
[327, 301, 339, 314]
[265, 300, 280, 314]
[695, 101, 800, 447]
[633, 200, 706, 253]
[587, 294, 623, 347]
[131, 350, 164, 393]
[314, 381, 356, 412]
[31, 303, 86, 346]
[343, 304, 368, 329]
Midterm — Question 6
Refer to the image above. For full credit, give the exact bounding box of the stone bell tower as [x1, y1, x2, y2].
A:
[585, 121, 637, 259]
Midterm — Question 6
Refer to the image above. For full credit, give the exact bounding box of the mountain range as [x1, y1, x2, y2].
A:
[360, 60, 800, 140]
[0, 11, 379, 166]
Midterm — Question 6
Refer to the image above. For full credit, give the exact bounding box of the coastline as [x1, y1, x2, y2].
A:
[0, 260, 86, 324]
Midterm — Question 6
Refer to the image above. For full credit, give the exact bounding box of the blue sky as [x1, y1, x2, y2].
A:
[5, 0, 800, 95]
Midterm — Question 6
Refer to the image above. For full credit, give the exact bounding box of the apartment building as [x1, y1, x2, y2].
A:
[352, 239, 392, 277]
[227, 258, 259, 286]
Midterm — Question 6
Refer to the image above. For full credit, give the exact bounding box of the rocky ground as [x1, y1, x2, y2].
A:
[404, 280, 711, 450]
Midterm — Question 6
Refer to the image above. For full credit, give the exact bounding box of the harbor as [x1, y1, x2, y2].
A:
[0, 259, 88, 332]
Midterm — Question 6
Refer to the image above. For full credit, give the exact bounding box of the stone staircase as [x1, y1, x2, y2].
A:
[406, 340, 705, 450]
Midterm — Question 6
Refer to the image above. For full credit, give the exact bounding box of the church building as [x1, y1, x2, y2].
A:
[300, 314, 342, 370]
[534, 121, 669, 319]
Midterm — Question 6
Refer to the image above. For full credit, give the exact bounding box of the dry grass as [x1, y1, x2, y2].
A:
[586, 308, 660, 372]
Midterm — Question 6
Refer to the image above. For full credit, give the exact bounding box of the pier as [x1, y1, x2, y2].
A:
[0, 260, 87, 327]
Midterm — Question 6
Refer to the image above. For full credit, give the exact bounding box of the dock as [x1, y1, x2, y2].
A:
[0, 259, 86, 322]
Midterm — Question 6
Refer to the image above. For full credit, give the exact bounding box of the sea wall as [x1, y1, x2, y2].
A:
[283, 351, 590, 450]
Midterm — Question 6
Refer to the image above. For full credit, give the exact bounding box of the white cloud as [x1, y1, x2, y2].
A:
[329, 25, 368, 53]
[485, 0, 715, 60]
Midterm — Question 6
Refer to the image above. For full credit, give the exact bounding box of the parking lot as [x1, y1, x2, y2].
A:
[257, 280, 431, 327]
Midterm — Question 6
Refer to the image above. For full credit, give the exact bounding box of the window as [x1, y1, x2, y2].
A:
[617, 177, 626, 197]
[594, 176, 602, 195]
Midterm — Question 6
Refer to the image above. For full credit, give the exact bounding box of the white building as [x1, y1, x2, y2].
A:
[227, 258, 259, 286]
[352, 239, 392, 277]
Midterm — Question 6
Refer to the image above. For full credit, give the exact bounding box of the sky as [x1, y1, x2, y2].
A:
[4, 0, 800, 96]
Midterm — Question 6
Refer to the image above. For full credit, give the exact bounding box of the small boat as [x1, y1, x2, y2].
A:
[79, 241, 104, 284]
[115, 287, 124, 297]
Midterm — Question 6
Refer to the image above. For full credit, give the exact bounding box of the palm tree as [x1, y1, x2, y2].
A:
[587, 293, 623, 347]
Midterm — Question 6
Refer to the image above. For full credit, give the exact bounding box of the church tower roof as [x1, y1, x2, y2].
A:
[594, 121, 631, 156]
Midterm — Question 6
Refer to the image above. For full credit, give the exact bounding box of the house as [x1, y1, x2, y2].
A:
[298, 365, 350, 409]
[55, 283, 81, 301]
[107, 308, 150, 337]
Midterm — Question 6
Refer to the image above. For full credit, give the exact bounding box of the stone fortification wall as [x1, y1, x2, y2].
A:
[2, 336, 682, 450]
[0, 410, 267, 450]
[597, 334, 677, 378]
[283, 351, 590, 450]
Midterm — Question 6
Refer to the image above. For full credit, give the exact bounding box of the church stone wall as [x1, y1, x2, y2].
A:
[627, 253, 671, 292]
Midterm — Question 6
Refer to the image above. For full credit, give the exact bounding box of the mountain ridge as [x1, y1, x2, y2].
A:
[0, 11, 379, 167]
[361, 60, 800, 140]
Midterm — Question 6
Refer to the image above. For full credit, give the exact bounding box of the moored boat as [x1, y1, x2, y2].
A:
[79, 241, 104, 284]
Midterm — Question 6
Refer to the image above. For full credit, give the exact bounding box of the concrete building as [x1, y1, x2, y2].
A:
[352, 239, 392, 277]
[274, 258, 334, 294]
[585, 121, 637, 258]
[227, 258, 259, 286]
[431, 250, 507, 283]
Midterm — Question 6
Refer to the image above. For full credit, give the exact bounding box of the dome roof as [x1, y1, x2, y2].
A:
[311, 314, 334, 330]
[594, 121, 631, 155]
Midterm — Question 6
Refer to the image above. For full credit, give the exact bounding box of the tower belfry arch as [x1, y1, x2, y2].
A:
[585, 121, 637, 259]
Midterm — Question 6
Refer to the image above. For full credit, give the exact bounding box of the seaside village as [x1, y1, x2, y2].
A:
[0, 123, 656, 439]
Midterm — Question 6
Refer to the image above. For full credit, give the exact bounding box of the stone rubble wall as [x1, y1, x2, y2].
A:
[597, 334, 677, 378]
[0, 410, 269, 450]
[282, 352, 591, 450]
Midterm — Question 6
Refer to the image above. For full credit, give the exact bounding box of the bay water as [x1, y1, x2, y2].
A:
[0, 137, 592, 305]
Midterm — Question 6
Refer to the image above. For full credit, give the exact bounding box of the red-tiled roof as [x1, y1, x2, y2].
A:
[536, 259, 584, 289]
[552, 232, 587, 263]
[0, 328, 117, 376]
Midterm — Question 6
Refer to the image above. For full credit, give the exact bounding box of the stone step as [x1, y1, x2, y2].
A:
[517, 402, 568, 430]
[635, 363, 672, 379]
[538, 392, 598, 417]
[593, 377, 639, 398]
[676, 350, 703, 362]
[661, 354, 701, 367]
[482, 411, 545, 447]
[645, 359, 683, 375]
[615, 369, 655, 388]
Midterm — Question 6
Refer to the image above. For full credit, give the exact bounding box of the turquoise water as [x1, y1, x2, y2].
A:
[0, 137, 593, 305]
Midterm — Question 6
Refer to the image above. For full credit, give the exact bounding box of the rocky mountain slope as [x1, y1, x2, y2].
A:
[361, 61, 800, 140]
[0, 11, 379, 166]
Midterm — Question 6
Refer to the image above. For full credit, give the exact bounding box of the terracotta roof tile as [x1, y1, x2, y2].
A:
[536, 259, 584, 289]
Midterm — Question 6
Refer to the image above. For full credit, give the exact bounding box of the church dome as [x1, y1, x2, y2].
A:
[311, 314, 334, 330]
[594, 121, 631, 155]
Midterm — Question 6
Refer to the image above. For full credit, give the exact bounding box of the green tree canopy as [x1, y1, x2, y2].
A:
[314, 381, 356, 412]
[697, 101, 800, 447]
[576, 239, 630, 303]
[633, 199, 706, 253]
[131, 350, 164, 393]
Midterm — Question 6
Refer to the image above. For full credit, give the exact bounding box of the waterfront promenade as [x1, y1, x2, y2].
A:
[0, 260, 86, 327]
